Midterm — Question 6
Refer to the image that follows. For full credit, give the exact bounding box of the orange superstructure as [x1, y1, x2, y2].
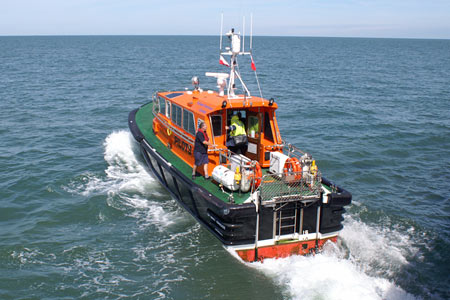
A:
[152, 89, 283, 177]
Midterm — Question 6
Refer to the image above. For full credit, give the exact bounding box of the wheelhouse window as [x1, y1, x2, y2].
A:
[161, 99, 171, 118]
[153, 97, 160, 114]
[211, 115, 222, 137]
[172, 103, 182, 127]
[248, 115, 260, 138]
[183, 109, 195, 135]
[264, 112, 274, 142]
[159, 98, 165, 116]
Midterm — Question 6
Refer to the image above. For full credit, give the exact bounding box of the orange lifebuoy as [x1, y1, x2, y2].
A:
[167, 127, 172, 136]
[247, 161, 262, 189]
[284, 157, 302, 180]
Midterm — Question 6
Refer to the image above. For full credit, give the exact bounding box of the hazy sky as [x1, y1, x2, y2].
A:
[1, 0, 449, 38]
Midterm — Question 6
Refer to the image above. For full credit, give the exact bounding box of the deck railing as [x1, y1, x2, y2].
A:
[256, 171, 322, 206]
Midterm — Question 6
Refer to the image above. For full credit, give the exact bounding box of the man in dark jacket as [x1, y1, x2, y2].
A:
[192, 121, 212, 180]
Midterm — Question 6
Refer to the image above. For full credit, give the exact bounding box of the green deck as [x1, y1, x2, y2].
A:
[135, 102, 251, 204]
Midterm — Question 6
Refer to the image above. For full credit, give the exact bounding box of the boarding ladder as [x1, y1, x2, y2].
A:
[273, 202, 298, 238]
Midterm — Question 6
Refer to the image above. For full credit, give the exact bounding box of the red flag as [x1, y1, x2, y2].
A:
[251, 55, 256, 71]
[219, 55, 230, 67]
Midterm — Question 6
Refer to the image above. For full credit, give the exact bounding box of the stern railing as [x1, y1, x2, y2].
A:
[256, 170, 322, 206]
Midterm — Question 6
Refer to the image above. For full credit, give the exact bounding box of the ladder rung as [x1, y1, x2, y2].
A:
[280, 216, 295, 220]
[280, 225, 295, 229]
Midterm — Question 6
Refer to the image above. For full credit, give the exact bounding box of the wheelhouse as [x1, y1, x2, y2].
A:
[152, 90, 282, 175]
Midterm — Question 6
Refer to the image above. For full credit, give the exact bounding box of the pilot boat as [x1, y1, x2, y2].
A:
[128, 28, 351, 262]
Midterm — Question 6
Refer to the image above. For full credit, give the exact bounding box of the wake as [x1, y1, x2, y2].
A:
[246, 217, 419, 300]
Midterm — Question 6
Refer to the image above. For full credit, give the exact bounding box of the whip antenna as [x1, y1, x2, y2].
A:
[220, 13, 224, 50]
[250, 13, 253, 50]
[242, 16, 245, 52]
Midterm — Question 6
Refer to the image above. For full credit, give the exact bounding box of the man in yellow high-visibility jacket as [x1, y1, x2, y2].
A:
[226, 115, 248, 154]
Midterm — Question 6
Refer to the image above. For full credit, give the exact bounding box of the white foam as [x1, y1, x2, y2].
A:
[252, 252, 415, 300]
[121, 194, 185, 230]
[340, 216, 419, 278]
[65, 130, 186, 229]
[65, 130, 154, 196]
[11, 248, 44, 265]
[102, 130, 187, 228]
[103, 130, 155, 194]
[235, 215, 420, 300]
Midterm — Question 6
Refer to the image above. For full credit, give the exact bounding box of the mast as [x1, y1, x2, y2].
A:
[221, 28, 251, 99]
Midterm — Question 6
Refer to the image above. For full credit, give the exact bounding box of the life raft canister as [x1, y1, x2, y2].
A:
[212, 165, 240, 191]
[283, 157, 302, 181]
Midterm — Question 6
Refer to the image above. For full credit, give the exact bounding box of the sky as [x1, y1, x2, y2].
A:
[1, 0, 450, 39]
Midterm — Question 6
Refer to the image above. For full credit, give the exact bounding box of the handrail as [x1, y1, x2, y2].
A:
[255, 170, 322, 206]
[281, 140, 308, 158]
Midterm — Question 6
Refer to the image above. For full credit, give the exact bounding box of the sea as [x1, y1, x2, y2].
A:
[0, 35, 449, 300]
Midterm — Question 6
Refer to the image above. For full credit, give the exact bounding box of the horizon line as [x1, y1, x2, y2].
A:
[0, 34, 449, 41]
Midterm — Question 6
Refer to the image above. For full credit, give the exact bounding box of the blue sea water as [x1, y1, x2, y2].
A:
[0, 35, 449, 299]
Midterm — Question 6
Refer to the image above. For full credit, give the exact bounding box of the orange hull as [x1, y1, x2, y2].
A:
[235, 236, 338, 262]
